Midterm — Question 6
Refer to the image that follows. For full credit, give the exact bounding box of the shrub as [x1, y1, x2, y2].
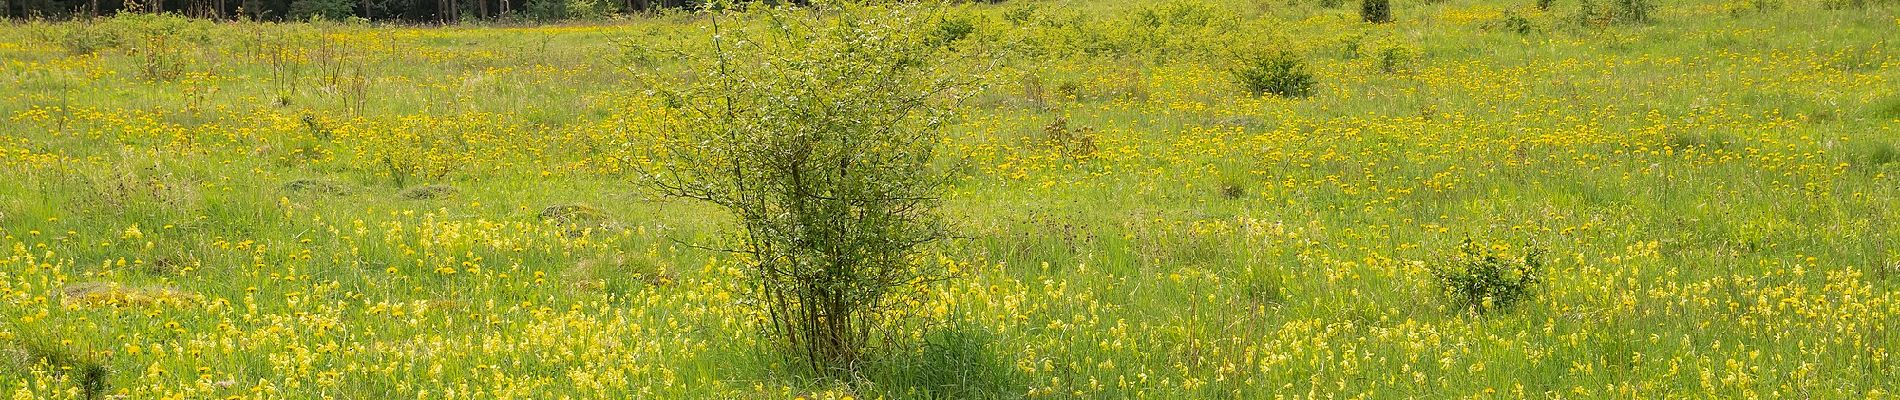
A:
[1574, 0, 1654, 26]
[1377, 45, 1418, 73]
[630, 4, 965, 375]
[1487, 11, 1535, 34]
[1041, 117, 1099, 160]
[48, 24, 125, 55]
[1538, 0, 1556, 10]
[1611, 0, 1654, 23]
[1235, 50, 1316, 98]
[1432, 238, 1545, 313]
[1361, 0, 1392, 23]
[928, 16, 976, 46]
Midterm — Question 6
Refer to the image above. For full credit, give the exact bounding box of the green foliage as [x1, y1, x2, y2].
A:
[632, 4, 967, 375]
[1235, 50, 1316, 98]
[290, 0, 358, 21]
[1538, 0, 1556, 10]
[1361, 0, 1392, 23]
[928, 15, 977, 47]
[1432, 239, 1545, 314]
[526, 0, 614, 21]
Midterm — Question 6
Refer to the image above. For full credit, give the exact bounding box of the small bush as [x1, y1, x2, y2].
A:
[1432, 238, 1545, 313]
[1361, 0, 1392, 23]
[1538, 0, 1556, 10]
[1042, 118, 1099, 160]
[48, 24, 125, 55]
[1487, 11, 1535, 34]
[1574, 0, 1654, 26]
[1377, 45, 1418, 74]
[928, 16, 976, 47]
[1612, 0, 1655, 23]
[1235, 50, 1317, 98]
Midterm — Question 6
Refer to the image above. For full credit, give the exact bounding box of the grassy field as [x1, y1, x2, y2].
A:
[2, 0, 1899, 398]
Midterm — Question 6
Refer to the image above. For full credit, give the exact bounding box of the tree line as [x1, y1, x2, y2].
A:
[1, 0, 718, 21]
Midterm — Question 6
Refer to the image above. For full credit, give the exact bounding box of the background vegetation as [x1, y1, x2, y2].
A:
[1, 0, 1898, 398]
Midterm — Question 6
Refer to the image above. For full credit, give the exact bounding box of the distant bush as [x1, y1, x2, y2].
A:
[1235, 50, 1316, 98]
[1377, 45, 1418, 74]
[1361, 0, 1392, 23]
[1574, 0, 1654, 26]
[1486, 11, 1535, 34]
[1432, 238, 1545, 313]
[1538, 0, 1556, 10]
[1041, 117, 1099, 160]
[46, 24, 125, 55]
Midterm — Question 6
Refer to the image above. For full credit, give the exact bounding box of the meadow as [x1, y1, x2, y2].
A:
[2, 0, 1900, 398]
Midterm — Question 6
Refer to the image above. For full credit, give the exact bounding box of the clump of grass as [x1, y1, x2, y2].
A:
[1868, 95, 1900, 120]
[539, 203, 618, 236]
[6, 338, 109, 399]
[59, 282, 202, 308]
[1361, 0, 1393, 23]
[1234, 50, 1317, 98]
[1220, 182, 1246, 199]
[869, 323, 1022, 399]
[1431, 238, 1545, 314]
[282, 178, 353, 197]
[1844, 141, 1899, 170]
[399, 184, 458, 200]
[1665, 131, 1736, 151]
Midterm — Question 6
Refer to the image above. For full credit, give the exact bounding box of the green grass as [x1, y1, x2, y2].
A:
[1, 0, 1899, 398]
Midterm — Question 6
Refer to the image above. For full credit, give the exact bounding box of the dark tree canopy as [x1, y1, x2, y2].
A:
[1, 0, 724, 22]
